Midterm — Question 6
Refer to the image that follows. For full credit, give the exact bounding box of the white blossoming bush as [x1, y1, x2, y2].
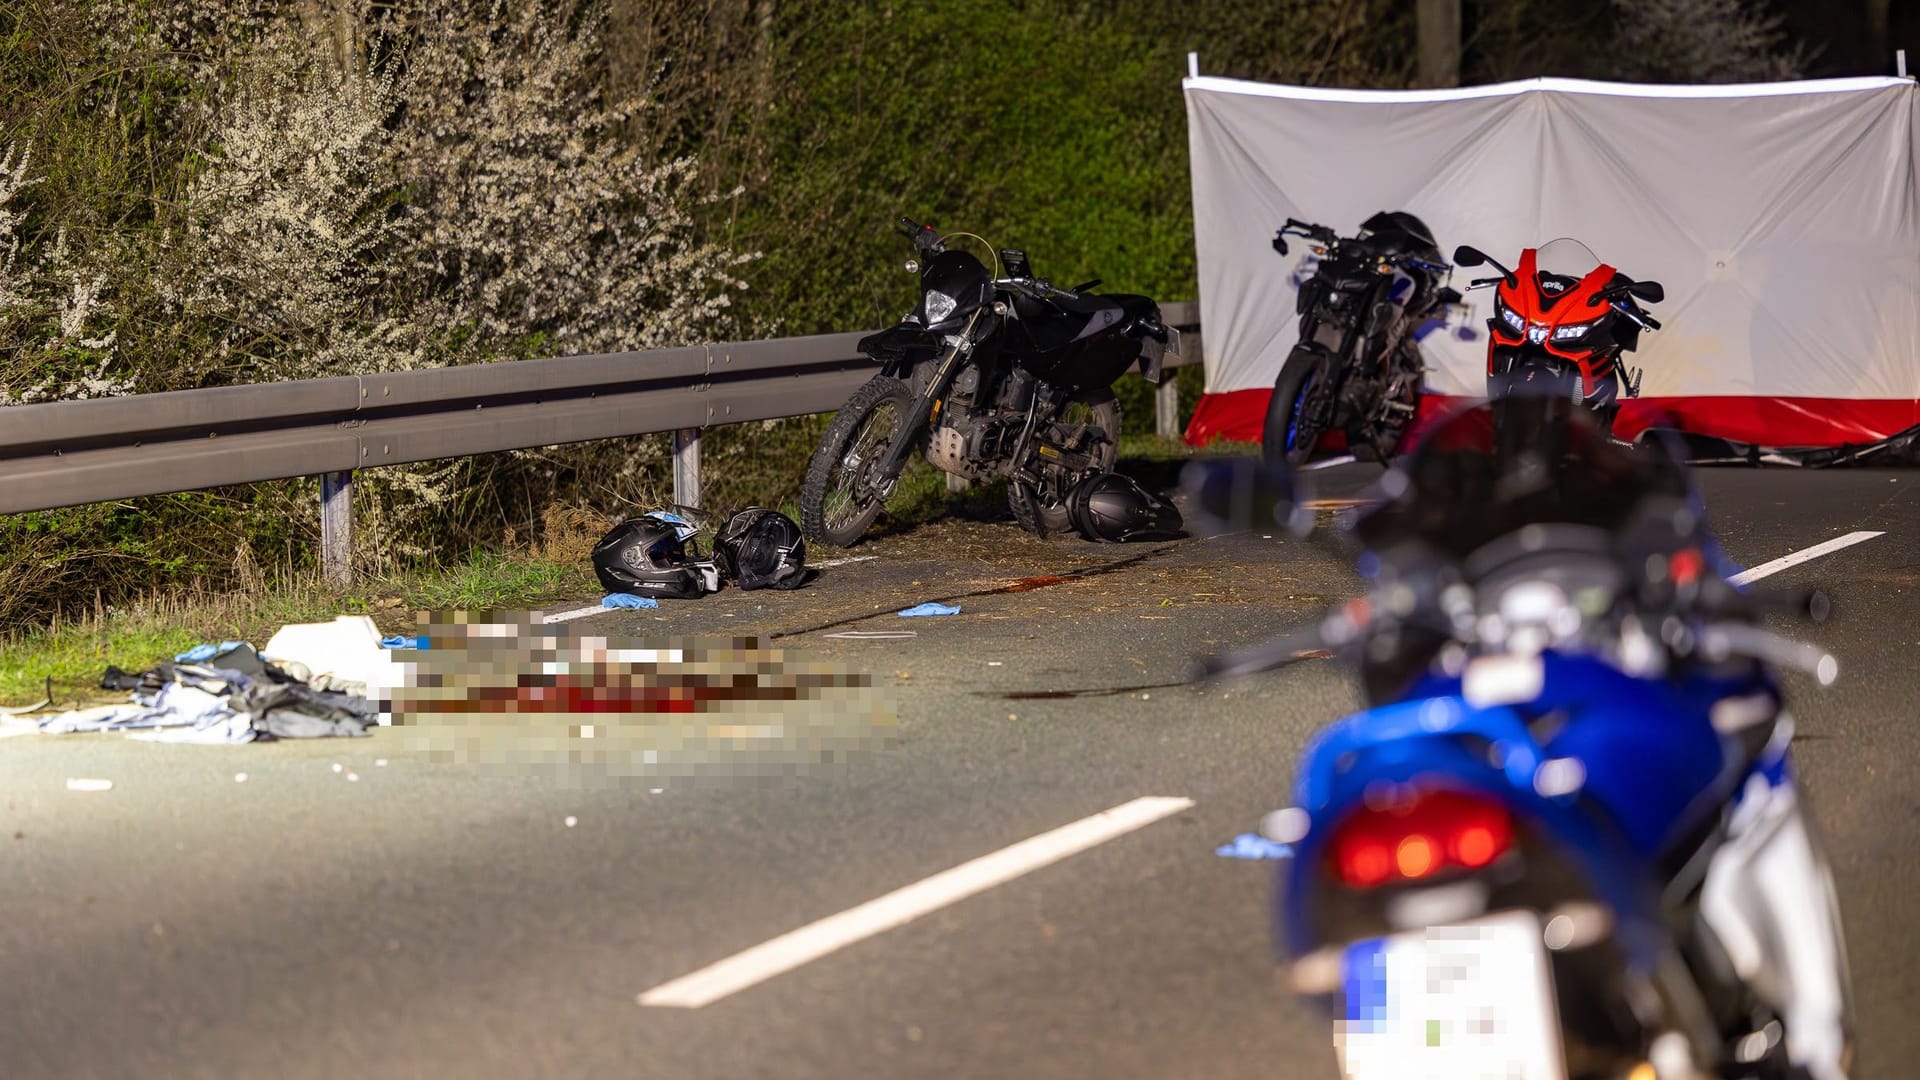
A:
[1611, 0, 1806, 83]
[0, 0, 758, 624]
[172, 31, 406, 380]
[0, 145, 128, 404]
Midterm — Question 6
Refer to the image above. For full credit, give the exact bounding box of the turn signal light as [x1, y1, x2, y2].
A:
[1328, 789, 1514, 889]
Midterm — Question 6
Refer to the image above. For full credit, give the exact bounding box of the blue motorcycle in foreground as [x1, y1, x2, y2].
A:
[1183, 400, 1855, 1080]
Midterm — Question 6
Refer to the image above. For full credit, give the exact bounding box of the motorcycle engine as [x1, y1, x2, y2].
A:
[924, 366, 997, 477]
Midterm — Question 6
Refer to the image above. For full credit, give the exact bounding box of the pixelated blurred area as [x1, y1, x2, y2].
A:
[383, 612, 900, 787]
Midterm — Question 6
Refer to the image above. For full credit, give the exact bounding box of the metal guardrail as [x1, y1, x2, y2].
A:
[0, 302, 1202, 582]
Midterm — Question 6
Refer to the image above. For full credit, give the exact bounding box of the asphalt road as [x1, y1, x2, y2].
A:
[1, 465, 1916, 1080]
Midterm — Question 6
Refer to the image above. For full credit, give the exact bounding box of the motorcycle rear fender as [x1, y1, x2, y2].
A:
[1279, 684, 1676, 973]
[1133, 319, 1172, 385]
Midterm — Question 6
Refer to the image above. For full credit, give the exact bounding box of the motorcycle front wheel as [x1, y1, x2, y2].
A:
[1262, 351, 1332, 469]
[1008, 389, 1120, 538]
[800, 375, 916, 547]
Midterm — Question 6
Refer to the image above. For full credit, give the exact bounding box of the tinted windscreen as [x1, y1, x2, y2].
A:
[1350, 402, 1692, 559]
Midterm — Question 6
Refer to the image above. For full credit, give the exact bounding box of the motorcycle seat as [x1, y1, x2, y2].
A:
[1046, 290, 1156, 323]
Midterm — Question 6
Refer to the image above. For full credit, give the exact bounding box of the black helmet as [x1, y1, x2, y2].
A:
[714, 507, 808, 591]
[1067, 472, 1184, 542]
[590, 511, 721, 599]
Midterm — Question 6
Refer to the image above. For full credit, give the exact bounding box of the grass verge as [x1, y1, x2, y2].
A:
[1, 435, 1247, 708]
[1, 547, 602, 710]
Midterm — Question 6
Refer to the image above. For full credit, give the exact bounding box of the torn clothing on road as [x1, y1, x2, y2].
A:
[46, 651, 376, 743]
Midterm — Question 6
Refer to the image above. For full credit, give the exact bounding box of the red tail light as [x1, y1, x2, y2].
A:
[1328, 789, 1514, 889]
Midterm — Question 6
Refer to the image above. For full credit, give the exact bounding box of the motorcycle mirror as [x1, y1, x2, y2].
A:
[1452, 245, 1487, 267]
[1628, 280, 1665, 304]
[1178, 457, 1312, 539]
[1272, 234, 1290, 256]
[1436, 287, 1463, 306]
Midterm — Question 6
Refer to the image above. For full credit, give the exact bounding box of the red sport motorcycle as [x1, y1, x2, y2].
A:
[1451, 238, 1664, 445]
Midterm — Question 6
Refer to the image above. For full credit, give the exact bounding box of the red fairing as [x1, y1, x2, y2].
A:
[1487, 247, 1620, 385]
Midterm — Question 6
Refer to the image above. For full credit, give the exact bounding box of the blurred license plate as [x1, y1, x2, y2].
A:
[1335, 910, 1567, 1080]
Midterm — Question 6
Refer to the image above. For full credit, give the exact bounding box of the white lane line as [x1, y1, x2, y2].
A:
[542, 604, 610, 624]
[637, 795, 1195, 1009]
[1727, 531, 1884, 586]
[1301, 454, 1357, 472]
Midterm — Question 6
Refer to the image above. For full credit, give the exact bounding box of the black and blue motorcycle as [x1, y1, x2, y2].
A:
[1262, 212, 1459, 469]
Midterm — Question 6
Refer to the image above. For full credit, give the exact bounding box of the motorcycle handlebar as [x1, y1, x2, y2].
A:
[1697, 622, 1838, 685]
[1694, 575, 1831, 623]
[1612, 301, 1657, 331]
[1281, 218, 1338, 244]
[897, 216, 939, 250]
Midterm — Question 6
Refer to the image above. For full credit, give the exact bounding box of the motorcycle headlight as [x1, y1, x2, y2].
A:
[924, 290, 958, 324]
[1553, 321, 1597, 341]
[1498, 303, 1525, 332]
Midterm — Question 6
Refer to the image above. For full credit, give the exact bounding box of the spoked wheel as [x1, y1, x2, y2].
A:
[800, 376, 915, 547]
[1008, 388, 1120, 538]
[1262, 351, 1333, 470]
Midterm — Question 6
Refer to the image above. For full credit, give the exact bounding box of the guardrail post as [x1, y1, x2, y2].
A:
[1155, 378, 1181, 440]
[320, 471, 353, 586]
[673, 428, 701, 508]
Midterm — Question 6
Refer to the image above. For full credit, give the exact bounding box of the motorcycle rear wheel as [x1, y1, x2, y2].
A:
[800, 375, 915, 547]
[1008, 389, 1120, 538]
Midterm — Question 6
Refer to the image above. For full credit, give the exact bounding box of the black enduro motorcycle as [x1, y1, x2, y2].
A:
[1261, 211, 1459, 469]
[799, 217, 1178, 547]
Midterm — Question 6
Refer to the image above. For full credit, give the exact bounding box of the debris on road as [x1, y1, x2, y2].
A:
[899, 602, 962, 617]
[262, 616, 405, 706]
[822, 630, 917, 640]
[813, 555, 878, 569]
[42, 653, 377, 744]
[1215, 833, 1293, 860]
[601, 593, 661, 609]
[174, 641, 248, 663]
[565, 816, 578, 827]
[65, 778, 113, 792]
